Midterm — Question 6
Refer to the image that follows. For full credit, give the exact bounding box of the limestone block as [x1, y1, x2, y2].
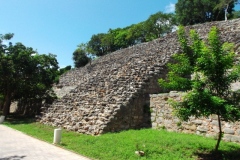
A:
[192, 120, 203, 125]
[223, 134, 234, 142]
[152, 123, 158, 128]
[223, 128, 235, 135]
[210, 120, 219, 126]
[173, 119, 180, 123]
[202, 121, 209, 126]
[230, 135, 240, 142]
[163, 120, 172, 125]
[197, 126, 208, 132]
[224, 122, 233, 128]
[151, 116, 156, 122]
[151, 113, 156, 117]
[189, 125, 197, 131]
[211, 126, 219, 133]
[237, 129, 240, 136]
[210, 114, 218, 120]
[156, 117, 163, 123]
[183, 130, 193, 134]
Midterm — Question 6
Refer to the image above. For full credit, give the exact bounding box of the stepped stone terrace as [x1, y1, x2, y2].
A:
[40, 19, 240, 135]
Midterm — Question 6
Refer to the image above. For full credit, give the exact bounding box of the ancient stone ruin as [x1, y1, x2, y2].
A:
[40, 19, 240, 136]
[150, 92, 240, 143]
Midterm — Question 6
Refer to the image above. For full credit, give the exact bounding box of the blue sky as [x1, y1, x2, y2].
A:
[0, 1, 239, 68]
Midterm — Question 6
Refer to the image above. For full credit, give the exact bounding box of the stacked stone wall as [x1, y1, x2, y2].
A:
[150, 92, 240, 143]
[40, 19, 240, 135]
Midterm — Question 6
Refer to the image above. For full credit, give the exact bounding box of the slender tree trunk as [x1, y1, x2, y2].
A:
[0, 101, 3, 111]
[2, 91, 12, 117]
[215, 114, 222, 151]
[225, 4, 229, 21]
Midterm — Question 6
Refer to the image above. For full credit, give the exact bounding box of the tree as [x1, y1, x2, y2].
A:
[0, 94, 3, 111]
[59, 65, 71, 75]
[233, 11, 240, 19]
[73, 43, 90, 68]
[175, 0, 236, 25]
[101, 29, 115, 53]
[87, 33, 109, 56]
[0, 33, 14, 112]
[127, 22, 147, 44]
[85, 12, 177, 57]
[159, 26, 240, 151]
[215, 0, 240, 21]
[54, 65, 72, 84]
[144, 12, 177, 41]
[0, 34, 59, 117]
[232, 10, 240, 18]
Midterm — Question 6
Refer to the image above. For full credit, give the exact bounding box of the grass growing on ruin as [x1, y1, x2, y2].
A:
[3, 118, 240, 160]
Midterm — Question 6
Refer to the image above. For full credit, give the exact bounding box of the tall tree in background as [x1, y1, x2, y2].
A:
[175, 0, 236, 25]
[0, 33, 59, 117]
[127, 22, 147, 44]
[85, 12, 176, 57]
[73, 43, 90, 68]
[215, 0, 240, 21]
[87, 33, 109, 56]
[0, 33, 14, 111]
[159, 26, 240, 151]
[144, 12, 177, 41]
[112, 27, 134, 50]
[232, 10, 240, 18]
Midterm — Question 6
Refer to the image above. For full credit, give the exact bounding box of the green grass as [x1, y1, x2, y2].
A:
[3, 118, 240, 160]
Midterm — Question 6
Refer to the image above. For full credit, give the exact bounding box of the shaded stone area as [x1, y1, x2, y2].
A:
[150, 92, 240, 143]
[40, 19, 240, 135]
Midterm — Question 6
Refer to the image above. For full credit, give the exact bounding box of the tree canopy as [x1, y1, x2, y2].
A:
[74, 12, 176, 59]
[72, 1, 240, 65]
[72, 43, 90, 68]
[73, 1, 240, 63]
[159, 26, 240, 151]
[175, 0, 237, 25]
[233, 10, 240, 18]
[0, 34, 59, 117]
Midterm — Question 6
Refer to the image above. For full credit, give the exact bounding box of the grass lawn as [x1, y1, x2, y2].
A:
[3, 117, 240, 160]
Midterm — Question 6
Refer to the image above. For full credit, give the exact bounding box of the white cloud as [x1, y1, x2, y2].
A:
[165, 3, 175, 13]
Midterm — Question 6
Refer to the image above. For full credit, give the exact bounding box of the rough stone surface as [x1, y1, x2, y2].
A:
[224, 128, 235, 135]
[150, 92, 240, 143]
[40, 19, 240, 136]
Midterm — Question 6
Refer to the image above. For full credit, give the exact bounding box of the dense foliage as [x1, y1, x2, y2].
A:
[159, 26, 240, 151]
[72, 12, 176, 62]
[0, 34, 59, 117]
[72, 43, 91, 68]
[54, 65, 72, 84]
[233, 10, 240, 18]
[73, 1, 240, 64]
[175, 0, 238, 25]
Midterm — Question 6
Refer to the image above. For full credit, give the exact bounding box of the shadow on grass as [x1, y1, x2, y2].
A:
[60, 143, 68, 147]
[4, 114, 36, 125]
[196, 148, 240, 160]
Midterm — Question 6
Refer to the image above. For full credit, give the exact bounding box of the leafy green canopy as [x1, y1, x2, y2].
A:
[84, 12, 176, 57]
[72, 43, 90, 68]
[175, 0, 237, 25]
[159, 26, 240, 151]
[0, 33, 59, 116]
[74, 1, 240, 64]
